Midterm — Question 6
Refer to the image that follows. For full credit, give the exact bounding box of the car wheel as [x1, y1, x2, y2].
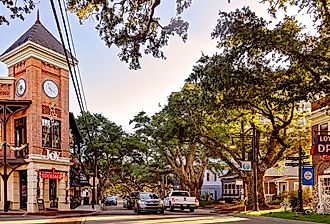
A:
[159, 209, 164, 214]
[189, 208, 195, 213]
[169, 203, 174, 212]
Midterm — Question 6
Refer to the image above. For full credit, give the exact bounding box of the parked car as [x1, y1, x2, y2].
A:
[134, 192, 164, 214]
[123, 197, 128, 208]
[104, 196, 117, 206]
[164, 190, 199, 212]
[126, 191, 140, 210]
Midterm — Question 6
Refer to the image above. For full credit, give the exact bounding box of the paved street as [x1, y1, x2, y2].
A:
[0, 201, 318, 224]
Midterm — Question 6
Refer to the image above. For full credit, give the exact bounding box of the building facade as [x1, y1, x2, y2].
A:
[201, 169, 226, 201]
[0, 17, 77, 212]
[309, 97, 330, 213]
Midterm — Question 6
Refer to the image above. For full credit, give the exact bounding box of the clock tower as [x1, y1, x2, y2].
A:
[0, 16, 78, 212]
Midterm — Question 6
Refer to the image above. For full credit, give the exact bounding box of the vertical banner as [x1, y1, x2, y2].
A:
[302, 167, 314, 185]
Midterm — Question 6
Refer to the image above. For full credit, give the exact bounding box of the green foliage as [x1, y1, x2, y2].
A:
[0, 0, 35, 25]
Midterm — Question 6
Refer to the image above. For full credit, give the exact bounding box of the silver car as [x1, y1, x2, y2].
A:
[134, 192, 164, 214]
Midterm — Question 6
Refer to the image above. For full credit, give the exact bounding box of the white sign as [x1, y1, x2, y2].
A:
[304, 171, 313, 180]
[241, 161, 252, 171]
[235, 180, 243, 185]
[46, 149, 61, 161]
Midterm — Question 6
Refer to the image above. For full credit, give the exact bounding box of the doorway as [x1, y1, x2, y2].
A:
[19, 170, 27, 209]
[49, 179, 58, 208]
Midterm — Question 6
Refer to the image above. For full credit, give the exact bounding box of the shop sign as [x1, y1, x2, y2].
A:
[302, 167, 314, 186]
[46, 149, 61, 161]
[315, 135, 330, 155]
[40, 168, 63, 179]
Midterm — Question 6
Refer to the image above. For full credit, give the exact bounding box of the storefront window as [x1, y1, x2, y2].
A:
[42, 118, 61, 148]
[322, 178, 330, 195]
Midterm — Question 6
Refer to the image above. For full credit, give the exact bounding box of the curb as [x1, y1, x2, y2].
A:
[231, 213, 322, 224]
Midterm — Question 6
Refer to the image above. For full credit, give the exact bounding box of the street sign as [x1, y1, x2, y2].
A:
[302, 167, 314, 185]
[286, 156, 309, 160]
[285, 162, 299, 167]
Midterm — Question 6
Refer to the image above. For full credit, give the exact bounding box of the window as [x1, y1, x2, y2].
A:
[321, 178, 330, 195]
[15, 117, 27, 146]
[42, 118, 61, 148]
[320, 123, 328, 136]
[206, 173, 210, 181]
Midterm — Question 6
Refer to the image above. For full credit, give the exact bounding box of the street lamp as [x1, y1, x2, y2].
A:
[230, 121, 259, 211]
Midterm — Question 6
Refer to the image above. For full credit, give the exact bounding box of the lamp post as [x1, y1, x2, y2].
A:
[230, 121, 259, 211]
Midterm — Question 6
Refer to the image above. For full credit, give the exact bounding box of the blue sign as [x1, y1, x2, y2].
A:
[302, 167, 314, 186]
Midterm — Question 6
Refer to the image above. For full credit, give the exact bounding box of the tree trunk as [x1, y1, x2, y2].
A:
[187, 181, 202, 201]
[246, 170, 269, 210]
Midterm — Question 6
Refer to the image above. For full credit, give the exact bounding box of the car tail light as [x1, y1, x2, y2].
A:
[172, 197, 176, 202]
[195, 198, 199, 203]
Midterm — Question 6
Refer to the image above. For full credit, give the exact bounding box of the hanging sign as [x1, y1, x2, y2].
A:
[40, 168, 63, 179]
[241, 161, 252, 171]
[302, 167, 314, 186]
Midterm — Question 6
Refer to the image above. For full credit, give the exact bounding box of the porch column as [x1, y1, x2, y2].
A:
[11, 172, 20, 210]
[58, 178, 69, 211]
[27, 168, 38, 212]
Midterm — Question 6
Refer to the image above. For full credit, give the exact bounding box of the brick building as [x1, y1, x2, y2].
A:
[309, 97, 330, 213]
[0, 16, 77, 212]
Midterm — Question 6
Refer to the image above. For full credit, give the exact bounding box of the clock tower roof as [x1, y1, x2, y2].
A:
[0, 16, 76, 62]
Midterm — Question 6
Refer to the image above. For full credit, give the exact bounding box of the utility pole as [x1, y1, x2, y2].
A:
[252, 123, 259, 211]
[298, 145, 303, 213]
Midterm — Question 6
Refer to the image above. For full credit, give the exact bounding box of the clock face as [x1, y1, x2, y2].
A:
[16, 78, 26, 97]
[43, 80, 59, 98]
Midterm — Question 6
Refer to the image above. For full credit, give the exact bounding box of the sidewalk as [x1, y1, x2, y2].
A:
[0, 205, 101, 219]
[232, 213, 322, 224]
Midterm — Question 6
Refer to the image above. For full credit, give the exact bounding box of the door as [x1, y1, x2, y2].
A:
[49, 179, 58, 208]
[19, 170, 27, 209]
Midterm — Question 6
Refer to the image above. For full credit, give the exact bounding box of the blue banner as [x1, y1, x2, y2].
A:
[302, 167, 314, 186]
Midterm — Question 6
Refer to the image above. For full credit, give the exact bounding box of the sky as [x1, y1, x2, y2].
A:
[0, 0, 270, 132]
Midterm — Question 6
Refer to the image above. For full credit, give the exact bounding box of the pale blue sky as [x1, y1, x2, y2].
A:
[0, 1, 269, 131]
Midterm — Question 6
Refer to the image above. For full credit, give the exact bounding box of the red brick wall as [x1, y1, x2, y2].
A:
[1, 56, 70, 159]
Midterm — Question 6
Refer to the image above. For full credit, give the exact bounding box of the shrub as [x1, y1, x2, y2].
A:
[269, 199, 281, 205]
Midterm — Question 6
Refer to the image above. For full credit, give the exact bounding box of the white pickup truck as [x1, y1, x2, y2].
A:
[164, 191, 199, 212]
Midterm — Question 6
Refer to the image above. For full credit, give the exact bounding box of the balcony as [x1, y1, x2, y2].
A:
[0, 143, 29, 165]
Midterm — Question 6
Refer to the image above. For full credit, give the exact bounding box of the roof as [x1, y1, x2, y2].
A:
[266, 176, 298, 183]
[1, 17, 76, 61]
[265, 165, 298, 177]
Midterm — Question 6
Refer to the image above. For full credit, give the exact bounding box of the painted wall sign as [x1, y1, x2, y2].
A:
[315, 135, 330, 155]
[40, 168, 63, 179]
[302, 167, 314, 185]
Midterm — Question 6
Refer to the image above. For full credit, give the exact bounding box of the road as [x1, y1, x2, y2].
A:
[0, 200, 316, 224]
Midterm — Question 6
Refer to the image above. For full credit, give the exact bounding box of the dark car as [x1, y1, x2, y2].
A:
[134, 192, 164, 214]
[104, 196, 117, 206]
[126, 192, 139, 210]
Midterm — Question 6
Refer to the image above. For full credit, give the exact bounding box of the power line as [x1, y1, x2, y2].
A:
[56, 0, 86, 113]
[61, 0, 88, 112]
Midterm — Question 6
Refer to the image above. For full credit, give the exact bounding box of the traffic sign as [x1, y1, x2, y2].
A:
[285, 162, 299, 167]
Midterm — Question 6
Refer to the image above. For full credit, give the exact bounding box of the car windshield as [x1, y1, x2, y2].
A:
[106, 196, 115, 200]
[140, 193, 159, 200]
[171, 191, 190, 197]
[130, 192, 139, 197]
